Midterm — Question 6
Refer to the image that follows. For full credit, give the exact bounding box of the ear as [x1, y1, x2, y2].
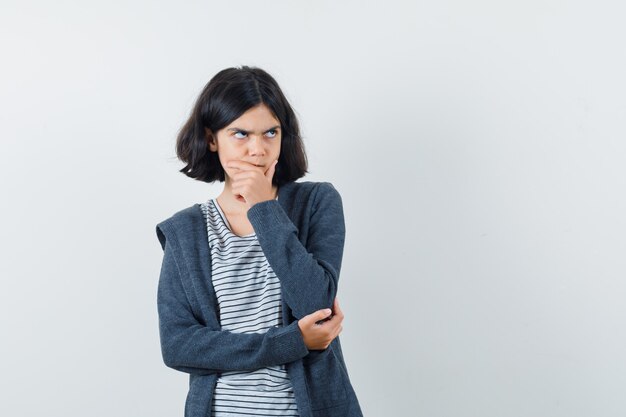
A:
[205, 128, 218, 152]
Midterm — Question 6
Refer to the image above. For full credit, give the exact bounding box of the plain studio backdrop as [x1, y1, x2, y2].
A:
[1, 1, 625, 416]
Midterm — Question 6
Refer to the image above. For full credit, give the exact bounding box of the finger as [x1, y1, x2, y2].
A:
[331, 311, 344, 326]
[230, 175, 251, 187]
[264, 159, 278, 181]
[334, 321, 344, 336]
[230, 182, 242, 195]
[307, 308, 332, 325]
[230, 170, 259, 179]
[330, 324, 342, 342]
[230, 178, 256, 192]
[230, 176, 260, 190]
[333, 298, 344, 319]
[227, 160, 265, 172]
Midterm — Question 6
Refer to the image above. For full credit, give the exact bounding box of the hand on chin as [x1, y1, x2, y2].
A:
[227, 159, 278, 208]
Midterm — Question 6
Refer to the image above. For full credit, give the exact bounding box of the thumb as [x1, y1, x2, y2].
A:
[265, 159, 278, 181]
[305, 308, 332, 324]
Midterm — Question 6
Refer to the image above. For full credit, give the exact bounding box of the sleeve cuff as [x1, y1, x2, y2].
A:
[247, 199, 297, 233]
[269, 320, 309, 363]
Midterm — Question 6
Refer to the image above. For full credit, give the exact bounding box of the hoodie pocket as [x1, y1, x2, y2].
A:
[303, 346, 348, 411]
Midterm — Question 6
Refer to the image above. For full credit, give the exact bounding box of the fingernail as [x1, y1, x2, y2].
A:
[324, 309, 331, 315]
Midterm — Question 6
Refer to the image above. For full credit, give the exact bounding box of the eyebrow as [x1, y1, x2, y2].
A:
[226, 125, 281, 134]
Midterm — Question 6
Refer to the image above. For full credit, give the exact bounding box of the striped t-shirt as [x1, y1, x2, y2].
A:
[200, 198, 300, 417]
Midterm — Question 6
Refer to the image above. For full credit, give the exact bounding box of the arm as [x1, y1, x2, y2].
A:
[157, 235, 309, 375]
[247, 182, 345, 319]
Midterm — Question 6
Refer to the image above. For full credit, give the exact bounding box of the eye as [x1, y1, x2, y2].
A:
[233, 131, 247, 139]
[265, 129, 278, 138]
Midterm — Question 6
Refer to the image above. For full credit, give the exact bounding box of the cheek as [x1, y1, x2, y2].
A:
[217, 155, 231, 175]
[218, 153, 234, 166]
[273, 140, 282, 157]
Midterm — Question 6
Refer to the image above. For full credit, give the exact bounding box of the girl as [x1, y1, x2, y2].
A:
[156, 66, 363, 417]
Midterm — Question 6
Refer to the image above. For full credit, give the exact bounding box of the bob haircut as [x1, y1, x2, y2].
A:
[176, 66, 308, 186]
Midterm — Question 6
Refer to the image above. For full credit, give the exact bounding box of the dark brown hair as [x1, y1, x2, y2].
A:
[176, 66, 308, 185]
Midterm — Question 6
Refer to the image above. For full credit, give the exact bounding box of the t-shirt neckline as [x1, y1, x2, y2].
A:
[210, 198, 256, 238]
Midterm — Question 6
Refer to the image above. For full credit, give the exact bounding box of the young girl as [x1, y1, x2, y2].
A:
[156, 66, 363, 417]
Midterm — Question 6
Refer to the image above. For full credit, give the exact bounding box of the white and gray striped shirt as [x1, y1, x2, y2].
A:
[200, 198, 299, 417]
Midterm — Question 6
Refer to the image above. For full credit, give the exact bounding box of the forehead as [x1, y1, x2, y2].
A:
[226, 104, 280, 129]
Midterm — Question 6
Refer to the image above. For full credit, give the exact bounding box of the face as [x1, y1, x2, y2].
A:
[207, 103, 282, 183]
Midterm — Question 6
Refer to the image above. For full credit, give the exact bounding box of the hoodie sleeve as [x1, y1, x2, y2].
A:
[156, 229, 309, 376]
[247, 182, 345, 319]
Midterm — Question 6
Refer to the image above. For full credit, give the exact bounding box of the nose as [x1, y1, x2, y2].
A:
[248, 134, 265, 157]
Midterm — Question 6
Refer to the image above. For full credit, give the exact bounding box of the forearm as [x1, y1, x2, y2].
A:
[247, 183, 345, 318]
[158, 312, 308, 374]
[157, 234, 310, 375]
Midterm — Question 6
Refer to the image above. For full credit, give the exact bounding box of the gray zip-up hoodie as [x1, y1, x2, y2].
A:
[156, 181, 363, 417]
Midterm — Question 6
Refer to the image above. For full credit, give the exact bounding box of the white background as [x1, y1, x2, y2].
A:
[1, 1, 625, 416]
